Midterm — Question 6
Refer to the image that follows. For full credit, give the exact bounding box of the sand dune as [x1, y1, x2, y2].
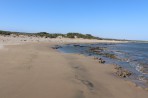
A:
[0, 35, 127, 45]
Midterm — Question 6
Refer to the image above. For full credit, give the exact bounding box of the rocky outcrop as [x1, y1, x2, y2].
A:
[89, 47, 117, 59]
[89, 47, 106, 53]
[94, 57, 105, 64]
[52, 45, 62, 49]
[115, 65, 132, 78]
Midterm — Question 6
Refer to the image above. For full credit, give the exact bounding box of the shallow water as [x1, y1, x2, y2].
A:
[58, 42, 148, 88]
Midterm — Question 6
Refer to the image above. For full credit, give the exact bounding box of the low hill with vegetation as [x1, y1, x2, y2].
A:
[0, 30, 102, 40]
[0, 30, 132, 41]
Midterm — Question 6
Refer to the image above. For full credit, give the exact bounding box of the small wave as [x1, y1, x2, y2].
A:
[137, 75, 148, 83]
[136, 65, 143, 73]
[135, 65, 148, 75]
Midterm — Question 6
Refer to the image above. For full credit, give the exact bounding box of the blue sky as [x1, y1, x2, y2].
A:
[0, 0, 148, 40]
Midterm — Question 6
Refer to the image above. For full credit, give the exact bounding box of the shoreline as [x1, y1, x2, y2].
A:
[0, 39, 148, 97]
[53, 43, 148, 90]
[57, 42, 148, 89]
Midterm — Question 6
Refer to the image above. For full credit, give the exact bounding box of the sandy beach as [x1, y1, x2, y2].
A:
[0, 36, 148, 98]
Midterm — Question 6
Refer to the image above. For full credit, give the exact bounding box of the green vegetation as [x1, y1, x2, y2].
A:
[0, 30, 33, 36]
[36, 32, 65, 38]
[0, 30, 13, 35]
[66, 32, 100, 39]
[0, 30, 102, 39]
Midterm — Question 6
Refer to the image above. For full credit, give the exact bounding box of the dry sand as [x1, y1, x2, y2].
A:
[0, 42, 148, 98]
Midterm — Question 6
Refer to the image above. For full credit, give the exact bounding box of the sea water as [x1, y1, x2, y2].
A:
[58, 42, 148, 88]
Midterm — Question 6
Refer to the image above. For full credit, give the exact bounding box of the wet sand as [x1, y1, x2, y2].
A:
[0, 42, 148, 98]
